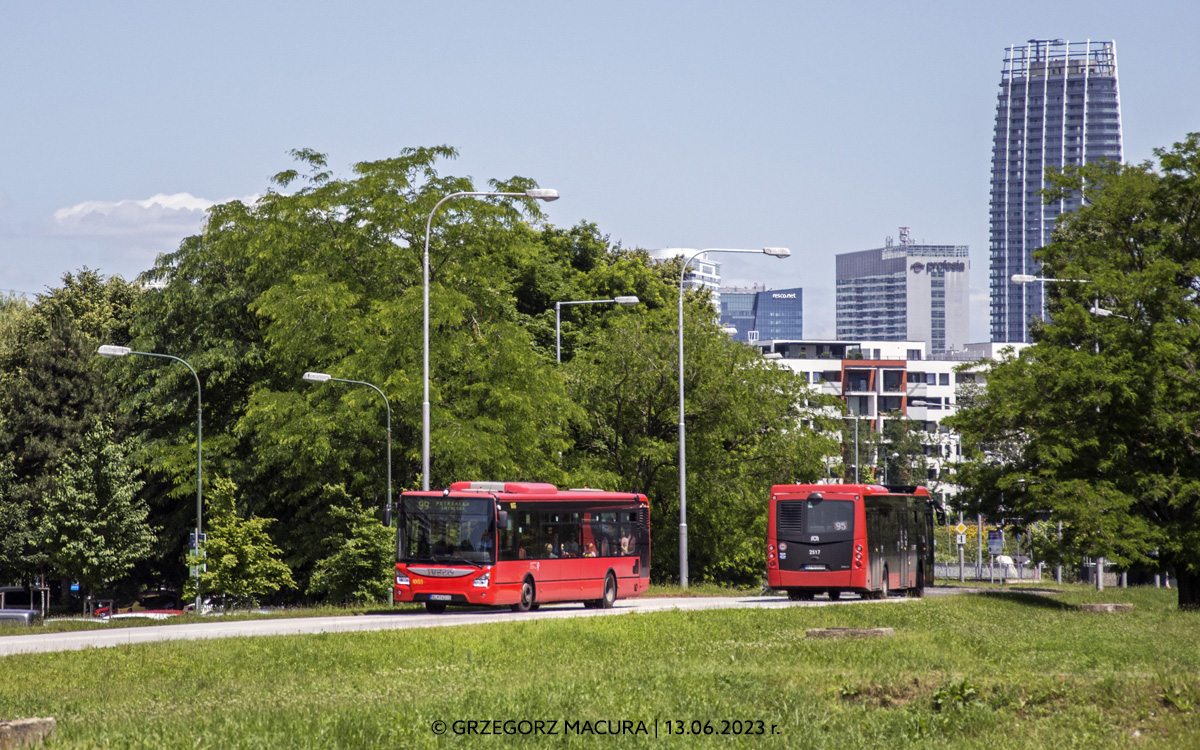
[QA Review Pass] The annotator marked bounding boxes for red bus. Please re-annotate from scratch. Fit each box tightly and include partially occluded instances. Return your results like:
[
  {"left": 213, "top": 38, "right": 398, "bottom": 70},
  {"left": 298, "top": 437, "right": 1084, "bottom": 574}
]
[
  {"left": 766, "top": 483, "right": 940, "bottom": 601},
  {"left": 394, "top": 482, "right": 650, "bottom": 613}
]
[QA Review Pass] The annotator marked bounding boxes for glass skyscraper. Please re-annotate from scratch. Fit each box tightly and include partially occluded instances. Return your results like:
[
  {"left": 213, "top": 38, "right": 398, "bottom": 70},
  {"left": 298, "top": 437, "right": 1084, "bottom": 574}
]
[
  {"left": 989, "top": 39, "right": 1123, "bottom": 342},
  {"left": 719, "top": 286, "right": 803, "bottom": 343}
]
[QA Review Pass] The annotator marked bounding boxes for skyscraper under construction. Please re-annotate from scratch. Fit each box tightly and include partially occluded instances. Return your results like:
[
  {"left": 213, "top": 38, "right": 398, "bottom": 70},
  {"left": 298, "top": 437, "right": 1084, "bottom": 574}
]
[{"left": 989, "top": 39, "right": 1123, "bottom": 343}]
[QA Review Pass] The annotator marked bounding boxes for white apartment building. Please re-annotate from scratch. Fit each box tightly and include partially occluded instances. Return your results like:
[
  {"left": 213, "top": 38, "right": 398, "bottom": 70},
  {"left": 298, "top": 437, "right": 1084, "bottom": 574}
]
[{"left": 758, "top": 338, "right": 1026, "bottom": 503}]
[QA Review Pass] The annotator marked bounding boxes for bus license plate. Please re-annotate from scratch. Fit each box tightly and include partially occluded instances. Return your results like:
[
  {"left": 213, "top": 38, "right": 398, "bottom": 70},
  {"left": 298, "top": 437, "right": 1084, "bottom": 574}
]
[
  {"left": 430, "top": 594, "right": 451, "bottom": 601},
  {"left": 804, "top": 565, "right": 826, "bottom": 571}
]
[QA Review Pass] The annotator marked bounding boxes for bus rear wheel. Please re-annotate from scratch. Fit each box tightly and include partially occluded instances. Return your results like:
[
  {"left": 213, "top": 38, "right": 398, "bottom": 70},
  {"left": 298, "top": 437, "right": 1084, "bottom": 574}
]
[
  {"left": 910, "top": 564, "right": 925, "bottom": 598},
  {"left": 512, "top": 578, "right": 535, "bottom": 612},
  {"left": 599, "top": 573, "right": 617, "bottom": 609}
]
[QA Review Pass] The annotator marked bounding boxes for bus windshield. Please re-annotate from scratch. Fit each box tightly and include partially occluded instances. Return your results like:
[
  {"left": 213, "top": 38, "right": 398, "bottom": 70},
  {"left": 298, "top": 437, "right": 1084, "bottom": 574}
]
[{"left": 398, "top": 497, "right": 495, "bottom": 565}]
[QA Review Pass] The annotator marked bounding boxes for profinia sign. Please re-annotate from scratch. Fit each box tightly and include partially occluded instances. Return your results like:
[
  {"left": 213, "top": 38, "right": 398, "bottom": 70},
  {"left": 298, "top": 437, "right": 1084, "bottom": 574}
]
[{"left": 910, "top": 261, "right": 966, "bottom": 274}]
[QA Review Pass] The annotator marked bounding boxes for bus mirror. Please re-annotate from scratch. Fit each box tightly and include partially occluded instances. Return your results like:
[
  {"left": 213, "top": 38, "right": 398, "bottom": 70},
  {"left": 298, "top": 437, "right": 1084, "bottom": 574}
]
[{"left": 497, "top": 509, "right": 509, "bottom": 527}]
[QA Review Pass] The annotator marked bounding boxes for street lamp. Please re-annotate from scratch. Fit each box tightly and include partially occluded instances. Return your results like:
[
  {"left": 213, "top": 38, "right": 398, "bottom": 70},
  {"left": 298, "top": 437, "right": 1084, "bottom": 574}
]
[
  {"left": 670, "top": 246, "right": 791, "bottom": 587},
  {"left": 1012, "top": 273, "right": 1112, "bottom": 590},
  {"left": 97, "top": 344, "right": 203, "bottom": 610},
  {"left": 421, "top": 188, "right": 559, "bottom": 491},
  {"left": 554, "top": 295, "right": 639, "bottom": 363},
  {"left": 882, "top": 451, "right": 900, "bottom": 485},
  {"left": 303, "top": 372, "right": 393, "bottom": 526}
]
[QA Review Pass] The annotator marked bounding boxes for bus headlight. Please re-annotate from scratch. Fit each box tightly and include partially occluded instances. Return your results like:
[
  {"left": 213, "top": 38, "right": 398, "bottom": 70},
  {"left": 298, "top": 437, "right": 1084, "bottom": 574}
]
[
  {"left": 396, "top": 573, "right": 410, "bottom": 586},
  {"left": 472, "top": 573, "right": 490, "bottom": 588}
]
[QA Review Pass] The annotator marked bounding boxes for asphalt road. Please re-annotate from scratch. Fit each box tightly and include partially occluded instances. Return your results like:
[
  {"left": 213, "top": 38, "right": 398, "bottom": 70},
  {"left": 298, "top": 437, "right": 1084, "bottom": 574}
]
[{"left": 0, "top": 591, "right": 947, "bottom": 657}]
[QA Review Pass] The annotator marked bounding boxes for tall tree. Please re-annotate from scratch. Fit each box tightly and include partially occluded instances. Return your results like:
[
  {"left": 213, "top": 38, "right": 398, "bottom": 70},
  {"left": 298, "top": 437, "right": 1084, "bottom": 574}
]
[
  {"left": 564, "top": 302, "right": 840, "bottom": 585},
  {"left": 40, "top": 419, "right": 153, "bottom": 598},
  {"left": 124, "top": 147, "right": 576, "bottom": 592},
  {"left": 0, "top": 271, "right": 137, "bottom": 585},
  {"left": 948, "top": 133, "right": 1200, "bottom": 609},
  {"left": 189, "top": 477, "right": 294, "bottom": 609}
]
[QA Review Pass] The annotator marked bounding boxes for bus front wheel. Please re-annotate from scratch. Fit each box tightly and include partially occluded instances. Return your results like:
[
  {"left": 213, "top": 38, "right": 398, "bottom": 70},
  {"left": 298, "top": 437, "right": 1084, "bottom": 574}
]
[{"left": 512, "top": 578, "right": 535, "bottom": 612}]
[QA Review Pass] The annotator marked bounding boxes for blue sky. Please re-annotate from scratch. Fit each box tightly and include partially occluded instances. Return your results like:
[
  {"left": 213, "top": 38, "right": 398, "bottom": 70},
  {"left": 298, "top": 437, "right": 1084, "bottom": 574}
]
[{"left": 3, "top": 2, "right": 1198, "bottom": 341}]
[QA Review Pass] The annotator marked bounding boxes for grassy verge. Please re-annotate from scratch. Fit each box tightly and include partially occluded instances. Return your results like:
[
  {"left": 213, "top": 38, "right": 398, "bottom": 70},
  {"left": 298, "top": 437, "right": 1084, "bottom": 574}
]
[{"left": 1, "top": 585, "right": 1197, "bottom": 748}]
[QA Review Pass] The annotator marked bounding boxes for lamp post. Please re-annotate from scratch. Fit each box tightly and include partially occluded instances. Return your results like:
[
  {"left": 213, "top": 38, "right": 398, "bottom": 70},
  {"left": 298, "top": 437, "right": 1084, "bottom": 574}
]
[
  {"left": 555, "top": 296, "right": 639, "bottom": 363},
  {"left": 303, "top": 372, "right": 393, "bottom": 526},
  {"left": 1013, "top": 272, "right": 1112, "bottom": 590},
  {"left": 421, "top": 188, "right": 559, "bottom": 491},
  {"left": 671, "top": 246, "right": 791, "bottom": 587},
  {"left": 883, "top": 451, "right": 900, "bottom": 485},
  {"left": 97, "top": 344, "right": 203, "bottom": 610}
]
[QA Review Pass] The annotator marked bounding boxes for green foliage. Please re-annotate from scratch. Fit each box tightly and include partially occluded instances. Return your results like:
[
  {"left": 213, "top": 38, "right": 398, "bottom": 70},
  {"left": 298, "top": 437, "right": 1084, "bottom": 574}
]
[
  {"left": 0, "top": 270, "right": 137, "bottom": 584},
  {"left": 127, "top": 147, "right": 574, "bottom": 591},
  {"left": 306, "top": 486, "right": 395, "bottom": 604},
  {"left": 932, "top": 679, "right": 981, "bottom": 712},
  {"left": 880, "top": 414, "right": 931, "bottom": 487},
  {"left": 564, "top": 303, "right": 840, "bottom": 584},
  {"left": 40, "top": 419, "right": 153, "bottom": 596},
  {"left": 189, "top": 477, "right": 294, "bottom": 607},
  {"left": 949, "top": 132, "right": 1200, "bottom": 609}
]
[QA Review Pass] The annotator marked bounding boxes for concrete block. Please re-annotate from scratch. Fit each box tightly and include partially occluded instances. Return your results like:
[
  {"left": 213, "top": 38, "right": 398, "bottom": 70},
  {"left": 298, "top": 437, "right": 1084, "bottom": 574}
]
[
  {"left": 0, "top": 718, "right": 56, "bottom": 749},
  {"left": 1079, "top": 603, "right": 1134, "bottom": 613},
  {"left": 806, "top": 627, "right": 895, "bottom": 639}
]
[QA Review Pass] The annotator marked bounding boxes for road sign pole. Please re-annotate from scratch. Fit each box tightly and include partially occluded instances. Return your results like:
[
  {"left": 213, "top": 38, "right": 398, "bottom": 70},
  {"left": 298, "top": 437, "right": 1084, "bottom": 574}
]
[{"left": 957, "top": 512, "right": 965, "bottom": 583}]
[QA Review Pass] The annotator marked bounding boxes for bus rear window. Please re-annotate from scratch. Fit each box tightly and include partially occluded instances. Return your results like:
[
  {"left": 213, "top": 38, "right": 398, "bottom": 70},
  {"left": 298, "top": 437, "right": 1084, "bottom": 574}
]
[{"left": 805, "top": 499, "right": 853, "bottom": 534}]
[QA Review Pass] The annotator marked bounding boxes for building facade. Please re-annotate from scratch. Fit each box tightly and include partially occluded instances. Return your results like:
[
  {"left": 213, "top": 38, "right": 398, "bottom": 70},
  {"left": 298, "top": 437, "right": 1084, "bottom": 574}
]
[
  {"left": 835, "top": 228, "right": 969, "bottom": 355},
  {"left": 719, "top": 285, "right": 804, "bottom": 343},
  {"left": 989, "top": 39, "right": 1123, "bottom": 343},
  {"left": 647, "top": 249, "right": 724, "bottom": 304},
  {"left": 758, "top": 337, "right": 1026, "bottom": 503}
]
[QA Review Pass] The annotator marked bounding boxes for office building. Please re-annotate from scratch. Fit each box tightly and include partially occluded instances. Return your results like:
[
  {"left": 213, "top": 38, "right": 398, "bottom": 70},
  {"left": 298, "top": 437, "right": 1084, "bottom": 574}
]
[
  {"left": 647, "top": 249, "right": 723, "bottom": 304},
  {"left": 835, "top": 228, "right": 970, "bottom": 355},
  {"left": 990, "top": 39, "right": 1123, "bottom": 342},
  {"left": 719, "top": 285, "right": 804, "bottom": 343}
]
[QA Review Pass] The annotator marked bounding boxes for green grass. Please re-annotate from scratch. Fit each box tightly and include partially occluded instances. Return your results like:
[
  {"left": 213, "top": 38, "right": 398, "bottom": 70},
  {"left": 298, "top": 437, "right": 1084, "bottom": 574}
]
[{"left": 1, "top": 585, "right": 1198, "bottom": 748}]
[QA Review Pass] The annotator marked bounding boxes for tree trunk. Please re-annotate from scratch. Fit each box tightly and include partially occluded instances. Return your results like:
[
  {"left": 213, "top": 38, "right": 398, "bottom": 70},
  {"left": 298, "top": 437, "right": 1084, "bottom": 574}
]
[{"left": 1177, "top": 568, "right": 1200, "bottom": 611}]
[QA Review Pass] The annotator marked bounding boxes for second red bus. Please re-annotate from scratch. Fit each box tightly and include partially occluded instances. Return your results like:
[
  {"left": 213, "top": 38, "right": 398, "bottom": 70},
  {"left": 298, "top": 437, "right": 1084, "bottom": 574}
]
[{"left": 766, "top": 483, "right": 940, "bottom": 600}]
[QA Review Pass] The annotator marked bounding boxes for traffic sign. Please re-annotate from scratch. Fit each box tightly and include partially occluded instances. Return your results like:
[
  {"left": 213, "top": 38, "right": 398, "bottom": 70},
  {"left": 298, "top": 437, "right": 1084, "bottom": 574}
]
[
  {"left": 956, "top": 534, "right": 967, "bottom": 545},
  {"left": 955, "top": 523, "right": 967, "bottom": 534}
]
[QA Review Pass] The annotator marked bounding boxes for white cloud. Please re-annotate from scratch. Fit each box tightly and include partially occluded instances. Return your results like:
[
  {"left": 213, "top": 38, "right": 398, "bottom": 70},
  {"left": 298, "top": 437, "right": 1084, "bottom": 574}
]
[{"left": 50, "top": 192, "right": 255, "bottom": 238}]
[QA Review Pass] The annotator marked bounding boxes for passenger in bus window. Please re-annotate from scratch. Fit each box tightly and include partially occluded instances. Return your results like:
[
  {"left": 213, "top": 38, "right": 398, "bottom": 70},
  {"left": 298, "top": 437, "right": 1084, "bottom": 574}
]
[
  {"left": 583, "top": 542, "right": 597, "bottom": 557},
  {"left": 620, "top": 529, "right": 635, "bottom": 555}
]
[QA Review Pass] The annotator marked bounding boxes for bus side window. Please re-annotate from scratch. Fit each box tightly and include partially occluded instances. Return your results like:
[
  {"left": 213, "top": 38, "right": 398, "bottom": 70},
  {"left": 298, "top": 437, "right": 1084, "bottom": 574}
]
[{"left": 559, "top": 513, "right": 581, "bottom": 557}]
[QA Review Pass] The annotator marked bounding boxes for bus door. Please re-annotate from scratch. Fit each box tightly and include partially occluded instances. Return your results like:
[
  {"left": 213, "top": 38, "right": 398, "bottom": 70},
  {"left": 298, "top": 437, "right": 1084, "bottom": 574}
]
[
  {"left": 866, "top": 507, "right": 884, "bottom": 589},
  {"left": 773, "top": 490, "right": 857, "bottom": 576},
  {"left": 540, "top": 511, "right": 581, "bottom": 599}
]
